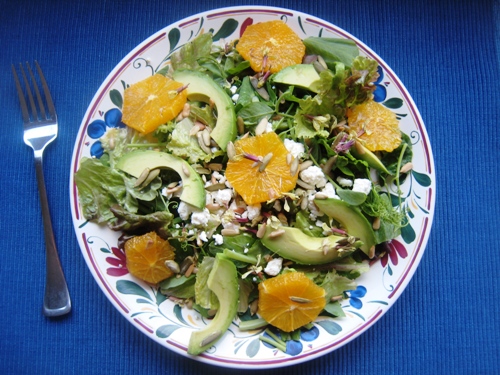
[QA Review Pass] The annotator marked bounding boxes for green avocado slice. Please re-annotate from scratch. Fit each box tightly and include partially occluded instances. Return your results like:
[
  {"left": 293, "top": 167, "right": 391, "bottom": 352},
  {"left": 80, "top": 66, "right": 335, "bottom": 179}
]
[
  {"left": 314, "top": 198, "right": 376, "bottom": 257},
  {"left": 261, "top": 225, "right": 356, "bottom": 265},
  {"left": 188, "top": 253, "right": 239, "bottom": 355},
  {"left": 172, "top": 69, "right": 237, "bottom": 151},
  {"left": 115, "top": 149, "right": 205, "bottom": 209}
]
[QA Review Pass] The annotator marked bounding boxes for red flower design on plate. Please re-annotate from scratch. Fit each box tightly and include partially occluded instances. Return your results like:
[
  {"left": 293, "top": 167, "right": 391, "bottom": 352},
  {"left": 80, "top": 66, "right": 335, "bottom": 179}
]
[
  {"left": 105, "top": 246, "right": 128, "bottom": 277},
  {"left": 381, "top": 239, "right": 408, "bottom": 267}
]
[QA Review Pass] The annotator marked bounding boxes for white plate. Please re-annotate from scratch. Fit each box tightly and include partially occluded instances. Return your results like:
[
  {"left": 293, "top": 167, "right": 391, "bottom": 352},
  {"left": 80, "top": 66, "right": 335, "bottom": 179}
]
[{"left": 70, "top": 6, "right": 435, "bottom": 369}]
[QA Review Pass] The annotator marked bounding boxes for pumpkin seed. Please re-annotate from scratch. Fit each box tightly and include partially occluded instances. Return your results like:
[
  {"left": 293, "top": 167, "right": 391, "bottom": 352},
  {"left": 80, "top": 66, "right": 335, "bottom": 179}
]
[{"left": 289, "top": 296, "right": 312, "bottom": 304}]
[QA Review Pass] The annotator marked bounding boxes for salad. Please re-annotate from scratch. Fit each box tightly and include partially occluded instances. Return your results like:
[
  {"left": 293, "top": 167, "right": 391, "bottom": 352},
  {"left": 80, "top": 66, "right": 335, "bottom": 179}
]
[{"left": 75, "top": 20, "right": 412, "bottom": 356}]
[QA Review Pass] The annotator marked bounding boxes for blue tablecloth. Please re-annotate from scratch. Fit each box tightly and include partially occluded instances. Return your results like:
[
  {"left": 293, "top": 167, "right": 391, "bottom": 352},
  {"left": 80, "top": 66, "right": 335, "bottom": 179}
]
[{"left": 1, "top": 0, "right": 499, "bottom": 374}]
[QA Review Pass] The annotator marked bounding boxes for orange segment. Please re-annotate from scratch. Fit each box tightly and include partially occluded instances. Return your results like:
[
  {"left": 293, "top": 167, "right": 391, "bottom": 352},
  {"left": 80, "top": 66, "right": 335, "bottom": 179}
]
[
  {"left": 347, "top": 99, "right": 402, "bottom": 152},
  {"left": 258, "top": 272, "right": 326, "bottom": 332},
  {"left": 236, "top": 20, "right": 305, "bottom": 73},
  {"left": 225, "top": 132, "right": 298, "bottom": 205},
  {"left": 122, "top": 74, "right": 187, "bottom": 134},
  {"left": 124, "top": 231, "right": 176, "bottom": 284}
]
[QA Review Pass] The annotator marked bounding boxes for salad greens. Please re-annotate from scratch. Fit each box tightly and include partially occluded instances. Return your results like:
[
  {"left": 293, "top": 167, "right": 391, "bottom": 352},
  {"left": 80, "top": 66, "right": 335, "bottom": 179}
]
[{"left": 75, "top": 31, "right": 412, "bottom": 354}]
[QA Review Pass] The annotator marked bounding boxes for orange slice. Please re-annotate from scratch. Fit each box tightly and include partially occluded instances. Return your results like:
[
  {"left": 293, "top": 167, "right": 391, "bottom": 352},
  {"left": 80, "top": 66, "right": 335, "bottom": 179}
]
[
  {"left": 124, "top": 231, "right": 176, "bottom": 284},
  {"left": 225, "top": 132, "right": 298, "bottom": 205},
  {"left": 236, "top": 20, "right": 305, "bottom": 73},
  {"left": 347, "top": 99, "right": 402, "bottom": 152},
  {"left": 122, "top": 74, "right": 187, "bottom": 134},
  {"left": 258, "top": 272, "right": 326, "bottom": 332}
]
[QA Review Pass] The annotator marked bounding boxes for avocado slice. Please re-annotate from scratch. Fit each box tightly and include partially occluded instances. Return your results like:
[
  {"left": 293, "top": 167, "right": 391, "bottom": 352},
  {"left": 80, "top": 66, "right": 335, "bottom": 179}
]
[
  {"left": 350, "top": 141, "right": 390, "bottom": 174},
  {"left": 115, "top": 150, "right": 205, "bottom": 209},
  {"left": 261, "top": 224, "right": 356, "bottom": 265},
  {"left": 314, "top": 198, "right": 376, "bottom": 257},
  {"left": 188, "top": 253, "right": 239, "bottom": 355},
  {"left": 172, "top": 69, "right": 237, "bottom": 151},
  {"left": 272, "top": 64, "right": 322, "bottom": 93}
]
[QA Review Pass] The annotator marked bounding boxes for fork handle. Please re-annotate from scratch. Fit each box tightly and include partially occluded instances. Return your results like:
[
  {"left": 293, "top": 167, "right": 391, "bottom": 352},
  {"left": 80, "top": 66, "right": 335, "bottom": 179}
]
[{"left": 34, "top": 156, "right": 72, "bottom": 317}]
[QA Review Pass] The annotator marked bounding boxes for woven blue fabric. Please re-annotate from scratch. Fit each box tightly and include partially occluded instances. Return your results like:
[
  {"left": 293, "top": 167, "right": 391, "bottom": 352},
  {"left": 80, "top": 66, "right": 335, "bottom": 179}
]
[{"left": 1, "top": 0, "right": 499, "bottom": 374}]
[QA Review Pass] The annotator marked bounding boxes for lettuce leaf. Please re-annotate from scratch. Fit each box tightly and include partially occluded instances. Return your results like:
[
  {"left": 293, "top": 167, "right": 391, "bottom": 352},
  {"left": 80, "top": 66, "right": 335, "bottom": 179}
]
[{"left": 74, "top": 157, "right": 137, "bottom": 224}]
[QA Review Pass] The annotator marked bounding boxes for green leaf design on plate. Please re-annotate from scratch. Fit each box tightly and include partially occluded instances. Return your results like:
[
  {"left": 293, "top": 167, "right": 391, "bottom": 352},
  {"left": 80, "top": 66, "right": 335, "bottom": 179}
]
[
  {"left": 109, "top": 89, "right": 123, "bottom": 109},
  {"left": 212, "top": 18, "right": 238, "bottom": 41},
  {"left": 116, "top": 280, "right": 152, "bottom": 301},
  {"left": 246, "top": 338, "right": 261, "bottom": 358},
  {"left": 173, "top": 304, "right": 188, "bottom": 326},
  {"left": 383, "top": 97, "right": 403, "bottom": 109},
  {"left": 168, "top": 28, "right": 181, "bottom": 53},
  {"left": 401, "top": 221, "right": 416, "bottom": 243},
  {"left": 316, "top": 320, "right": 342, "bottom": 335},
  {"left": 412, "top": 170, "right": 432, "bottom": 187},
  {"left": 100, "top": 247, "right": 111, "bottom": 254},
  {"left": 156, "top": 324, "right": 181, "bottom": 339}
]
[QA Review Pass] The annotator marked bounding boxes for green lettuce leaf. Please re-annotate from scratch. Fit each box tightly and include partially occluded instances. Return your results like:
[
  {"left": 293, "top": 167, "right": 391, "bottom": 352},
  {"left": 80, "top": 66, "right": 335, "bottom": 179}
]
[{"left": 74, "top": 157, "right": 137, "bottom": 224}]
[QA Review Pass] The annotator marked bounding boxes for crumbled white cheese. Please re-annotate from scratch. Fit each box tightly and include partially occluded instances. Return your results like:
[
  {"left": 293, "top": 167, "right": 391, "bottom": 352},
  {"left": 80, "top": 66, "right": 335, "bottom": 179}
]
[
  {"left": 230, "top": 85, "right": 238, "bottom": 94},
  {"left": 198, "top": 231, "right": 208, "bottom": 242},
  {"left": 247, "top": 204, "right": 261, "bottom": 220},
  {"left": 337, "top": 176, "right": 353, "bottom": 187},
  {"left": 265, "top": 121, "right": 273, "bottom": 133},
  {"left": 214, "top": 188, "right": 233, "bottom": 206},
  {"left": 213, "top": 234, "right": 224, "bottom": 245},
  {"left": 352, "top": 178, "right": 372, "bottom": 195},
  {"left": 191, "top": 208, "right": 211, "bottom": 227},
  {"left": 300, "top": 166, "right": 327, "bottom": 188},
  {"left": 177, "top": 201, "right": 192, "bottom": 220},
  {"left": 284, "top": 138, "right": 305, "bottom": 158},
  {"left": 264, "top": 258, "right": 283, "bottom": 276},
  {"left": 231, "top": 93, "right": 239, "bottom": 103},
  {"left": 320, "top": 182, "right": 340, "bottom": 199}
]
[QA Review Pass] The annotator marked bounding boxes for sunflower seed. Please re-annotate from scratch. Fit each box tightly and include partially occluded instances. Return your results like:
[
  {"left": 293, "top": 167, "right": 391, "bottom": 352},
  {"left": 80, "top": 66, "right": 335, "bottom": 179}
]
[
  {"left": 259, "top": 152, "right": 273, "bottom": 172},
  {"left": 200, "top": 330, "right": 222, "bottom": 347},
  {"left": 290, "top": 157, "right": 299, "bottom": 176},
  {"left": 256, "top": 222, "right": 267, "bottom": 238},
  {"left": 286, "top": 153, "right": 293, "bottom": 165},
  {"left": 141, "top": 168, "right": 160, "bottom": 187},
  {"left": 330, "top": 295, "right": 343, "bottom": 302},
  {"left": 268, "top": 229, "right": 285, "bottom": 238},
  {"left": 400, "top": 162, "right": 413, "bottom": 174},
  {"left": 134, "top": 167, "right": 150, "bottom": 187},
  {"left": 227, "top": 141, "right": 236, "bottom": 161},
  {"left": 207, "top": 163, "right": 223, "bottom": 171},
  {"left": 289, "top": 296, "right": 312, "bottom": 304},
  {"left": 221, "top": 228, "right": 240, "bottom": 236},
  {"left": 197, "top": 132, "right": 212, "bottom": 154},
  {"left": 184, "top": 263, "right": 195, "bottom": 278},
  {"left": 372, "top": 216, "right": 381, "bottom": 230},
  {"left": 314, "top": 192, "right": 328, "bottom": 200},
  {"left": 201, "top": 129, "right": 211, "bottom": 147},
  {"left": 300, "top": 195, "right": 309, "bottom": 210},
  {"left": 296, "top": 179, "right": 315, "bottom": 190},
  {"left": 189, "top": 122, "right": 205, "bottom": 136},
  {"left": 165, "top": 260, "right": 180, "bottom": 274},
  {"left": 299, "top": 160, "right": 313, "bottom": 171},
  {"left": 255, "top": 117, "right": 268, "bottom": 136},
  {"left": 205, "top": 182, "right": 227, "bottom": 191},
  {"left": 322, "top": 155, "right": 338, "bottom": 174},
  {"left": 277, "top": 213, "right": 288, "bottom": 226}
]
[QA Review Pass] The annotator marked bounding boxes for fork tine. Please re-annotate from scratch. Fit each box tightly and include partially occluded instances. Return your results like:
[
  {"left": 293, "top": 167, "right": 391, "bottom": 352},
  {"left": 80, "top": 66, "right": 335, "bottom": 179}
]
[
  {"left": 35, "top": 61, "right": 56, "bottom": 120},
  {"left": 19, "top": 63, "right": 38, "bottom": 121},
  {"left": 11, "top": 64, "right": 30, "bottom": 123},
  {"left": 27, "top": 62, "right": 47, "bottom": 120}
]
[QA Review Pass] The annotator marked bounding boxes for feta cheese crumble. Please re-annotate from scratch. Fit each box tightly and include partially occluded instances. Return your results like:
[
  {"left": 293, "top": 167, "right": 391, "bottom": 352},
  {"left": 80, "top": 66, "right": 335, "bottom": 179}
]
[
  {"left": 300, "top": 166, "right": 327, "bottom": 188},
  {"left": 352, "top": 178, "right": 372, "bottom": 195},
  {"left": 213, "top": 234, "right": 224, "bottom": 245},
  {"left": 264, "top": 258, "right": 283, "bottom": 276},
  {"left": 284, "top": 138, "right": 305, "bottom": 158}
]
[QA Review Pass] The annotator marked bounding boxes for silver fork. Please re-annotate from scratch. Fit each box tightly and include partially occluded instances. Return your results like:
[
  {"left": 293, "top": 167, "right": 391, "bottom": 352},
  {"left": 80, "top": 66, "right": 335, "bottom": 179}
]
[{"left": 12, "top": 61, "right": 71, "bottom": 317}]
